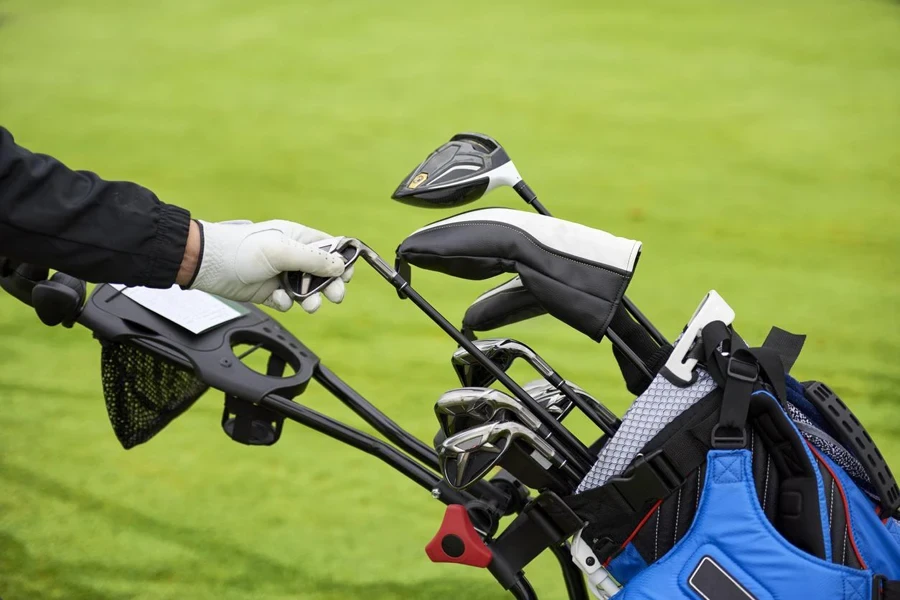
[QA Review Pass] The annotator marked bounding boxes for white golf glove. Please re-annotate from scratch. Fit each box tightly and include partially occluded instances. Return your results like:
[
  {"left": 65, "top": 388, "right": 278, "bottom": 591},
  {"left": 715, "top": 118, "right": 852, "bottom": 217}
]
[{"left": 188, "top": 220, "right": 354, "bottom": 313}]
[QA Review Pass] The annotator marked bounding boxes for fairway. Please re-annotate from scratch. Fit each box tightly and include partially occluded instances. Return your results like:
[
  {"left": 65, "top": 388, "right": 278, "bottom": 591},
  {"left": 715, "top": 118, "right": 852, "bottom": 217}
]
[{"left": 1, "top": 0, "right": 898, "bottom": 598}]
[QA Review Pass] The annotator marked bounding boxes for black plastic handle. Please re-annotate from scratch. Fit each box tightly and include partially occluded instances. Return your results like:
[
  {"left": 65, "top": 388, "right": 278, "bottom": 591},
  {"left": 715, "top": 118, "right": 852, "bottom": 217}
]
[{"left": 804, "top": 381, "right": 900, "bottom": 517}]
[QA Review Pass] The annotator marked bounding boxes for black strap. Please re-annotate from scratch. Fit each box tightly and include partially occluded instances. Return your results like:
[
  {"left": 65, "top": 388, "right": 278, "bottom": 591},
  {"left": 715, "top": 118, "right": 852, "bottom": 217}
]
[
  {"left": 700, "top": 322, "right": 789, "bottom": 449},
  {"left": 559, "top": 391, "right": 722, "bottom": 562},
  {"left": 762, "top": 326, "right": 806, "bottom": 373},
  {"left": 485, "top": 492, "right": 584, "bottom": 590},
  {"left": 874, "top": 576, "right": 900, "bottom": 599}
]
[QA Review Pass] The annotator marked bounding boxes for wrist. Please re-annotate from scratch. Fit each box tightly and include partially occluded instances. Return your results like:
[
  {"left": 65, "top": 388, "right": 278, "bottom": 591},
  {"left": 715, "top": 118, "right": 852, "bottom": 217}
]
[{"left": 176, "top": 220, "right": 203, "bottom": 287}]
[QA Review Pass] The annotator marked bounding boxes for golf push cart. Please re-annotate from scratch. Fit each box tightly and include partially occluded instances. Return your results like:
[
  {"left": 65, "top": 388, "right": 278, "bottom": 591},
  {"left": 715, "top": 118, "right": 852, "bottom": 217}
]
[{"left": 7, "top": 134, "right": 896, "bottom": 599}]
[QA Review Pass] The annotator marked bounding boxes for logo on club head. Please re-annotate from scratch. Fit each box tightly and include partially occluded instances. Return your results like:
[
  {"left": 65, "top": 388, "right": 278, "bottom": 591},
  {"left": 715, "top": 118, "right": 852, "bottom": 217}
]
[{"left": 408, "top": 173, "right": 428, "bottom": 189}]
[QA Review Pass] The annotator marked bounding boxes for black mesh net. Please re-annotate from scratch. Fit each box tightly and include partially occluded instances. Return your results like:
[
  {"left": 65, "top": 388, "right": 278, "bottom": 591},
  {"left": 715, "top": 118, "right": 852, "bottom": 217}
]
[{"left": 101, "top": 341, "right": 209, "bottom": 449}]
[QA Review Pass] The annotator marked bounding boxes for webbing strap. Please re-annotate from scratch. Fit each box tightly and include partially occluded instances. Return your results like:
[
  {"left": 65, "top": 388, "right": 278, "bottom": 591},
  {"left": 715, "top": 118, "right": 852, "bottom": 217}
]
[
  {"left": 559, "top": 392, "right": 721, "bottom": 561},
  {"left": 762, "top": 326, "right": 806, "bottom": 373}
]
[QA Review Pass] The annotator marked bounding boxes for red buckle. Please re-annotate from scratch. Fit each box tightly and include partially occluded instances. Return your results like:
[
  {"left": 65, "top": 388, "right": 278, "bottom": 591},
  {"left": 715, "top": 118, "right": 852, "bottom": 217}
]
[{"left": 425, "top": 505, "right": 493, "bottom": 568}]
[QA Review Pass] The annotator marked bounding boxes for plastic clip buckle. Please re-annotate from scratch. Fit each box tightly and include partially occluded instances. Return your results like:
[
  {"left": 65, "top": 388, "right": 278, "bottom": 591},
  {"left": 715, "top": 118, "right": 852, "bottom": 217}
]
[
  {"left": 726, "top": 356, "right": 758, "bottom": 383},
  {"left": 611, "top": 450, "right": 682, "bottom": 512}
]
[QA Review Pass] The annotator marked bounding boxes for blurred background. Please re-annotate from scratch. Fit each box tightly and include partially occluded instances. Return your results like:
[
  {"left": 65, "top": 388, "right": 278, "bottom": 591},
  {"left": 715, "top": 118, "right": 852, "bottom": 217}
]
[{"left": 0, "top": 0, "right": 898, "bottom": 598}]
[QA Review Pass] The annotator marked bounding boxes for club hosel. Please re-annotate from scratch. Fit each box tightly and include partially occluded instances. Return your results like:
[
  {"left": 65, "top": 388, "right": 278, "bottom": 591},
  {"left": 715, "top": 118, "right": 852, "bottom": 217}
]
[{"left": 513, "top": 180, "right": 538, "bottom": 205}]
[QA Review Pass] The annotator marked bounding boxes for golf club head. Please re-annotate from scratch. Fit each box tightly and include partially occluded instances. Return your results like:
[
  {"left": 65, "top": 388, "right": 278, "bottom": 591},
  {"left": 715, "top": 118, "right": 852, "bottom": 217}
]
[
  {"left": 434, "top": 387, "right": 543, "bottom": 437},
  {"left": 452, "top": 338, "right": 552, "bottom": 388},
  {"left": 392, "top": 133, "right": 522, "bottom": 209},
  {"left": 524, "top": 379, "right": 578, "bottom": 417},
  {"left": 438, "top": 421, "right": 559, "bottom": 490}
]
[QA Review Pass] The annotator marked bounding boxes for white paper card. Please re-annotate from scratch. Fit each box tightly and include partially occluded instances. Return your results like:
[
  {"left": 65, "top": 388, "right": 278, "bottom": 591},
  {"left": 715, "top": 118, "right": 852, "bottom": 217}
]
[{"left": 109, "top": 284, "right": 244, "bottom": 335}]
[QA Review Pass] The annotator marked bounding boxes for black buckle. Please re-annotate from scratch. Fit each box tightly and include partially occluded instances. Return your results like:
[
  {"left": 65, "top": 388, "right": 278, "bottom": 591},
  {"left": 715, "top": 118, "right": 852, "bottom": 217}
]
[
  {"left": 609, "top": 450, "right": 682, "bottom": 512},
  {"left": 726, "top": 356, "right": 759, "bottom": 383},
  {"left": 873, "top": 574, "right": 887, "bottom": 600},
  {"left": 711, "top": 423, "right": 748, "bottom": 449}
]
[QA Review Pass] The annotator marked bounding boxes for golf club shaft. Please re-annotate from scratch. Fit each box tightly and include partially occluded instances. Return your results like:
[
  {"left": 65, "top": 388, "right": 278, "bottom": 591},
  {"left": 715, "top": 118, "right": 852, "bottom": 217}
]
[
  {"left": 512, "top": 182, "right": 668, "bottom": 347},
  {"left": 316, "top": 364, "right": 511, "bottom": 507},
  {"left": 260, "top": 393, "right": 475, "bottom": 506},
  {"left": 401, "top": 281, "right": 594, "bottom": 474},
  {"left": 555, "top": 380, "right": 621, "bottom": 436},
  {"left": 359, "top": 249, "right": 593, "bottom": 474}
]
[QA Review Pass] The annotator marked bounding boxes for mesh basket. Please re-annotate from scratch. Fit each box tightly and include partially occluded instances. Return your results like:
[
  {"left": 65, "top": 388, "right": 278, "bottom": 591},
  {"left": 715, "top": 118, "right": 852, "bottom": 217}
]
[{"left": 101, "top": 341, "right": 209, "bottom": 449}]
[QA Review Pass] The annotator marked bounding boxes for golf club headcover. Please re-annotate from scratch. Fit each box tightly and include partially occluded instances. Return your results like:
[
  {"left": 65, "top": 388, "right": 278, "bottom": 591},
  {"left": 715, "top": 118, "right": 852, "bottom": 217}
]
[
  {"left": 397, "top": 208, "right": 641, "bottom": 342},
  {"left": 461, "top": 276, "right": 547, "bottom": 336}
]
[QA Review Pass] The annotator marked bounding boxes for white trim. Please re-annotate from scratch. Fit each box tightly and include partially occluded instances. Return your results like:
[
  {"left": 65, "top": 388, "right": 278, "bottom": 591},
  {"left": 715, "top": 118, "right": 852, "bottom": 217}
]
[
  {"left": 472, "top": 277, "right": 524, "bottom": 304},
  {"left": 414, "top": 208, "right": 642, "bottom": 272},
  {"left": 429, "top": 164, "right": 480, "bottom": 185},
  {"left": 419, "top": 160, "right": 522, "bottom": 192}
]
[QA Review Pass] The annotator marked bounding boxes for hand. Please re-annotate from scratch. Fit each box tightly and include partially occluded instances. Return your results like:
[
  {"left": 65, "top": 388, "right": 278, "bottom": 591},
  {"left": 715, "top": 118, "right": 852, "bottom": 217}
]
[{"left": 177, "top": 219, "right": 354, "bottom": 313}]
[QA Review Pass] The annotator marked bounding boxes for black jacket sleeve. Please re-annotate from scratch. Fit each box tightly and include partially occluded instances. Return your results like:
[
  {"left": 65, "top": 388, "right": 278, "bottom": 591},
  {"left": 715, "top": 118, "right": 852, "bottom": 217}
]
[{"left": 0, "top": 127, "right": 191, "bottom": 287}]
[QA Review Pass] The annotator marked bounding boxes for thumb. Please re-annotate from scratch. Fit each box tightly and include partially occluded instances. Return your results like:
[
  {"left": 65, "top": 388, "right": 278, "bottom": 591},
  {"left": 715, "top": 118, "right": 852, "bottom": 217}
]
[{"left": 265, "top": 236, "right": 345, "bottom": 277}]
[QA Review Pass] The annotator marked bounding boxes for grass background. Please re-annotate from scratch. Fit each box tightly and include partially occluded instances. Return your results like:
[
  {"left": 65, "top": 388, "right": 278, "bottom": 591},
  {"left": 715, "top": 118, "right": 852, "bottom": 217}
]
[{"left": 0, "top": 0, "right": 898, "bottom": 598}]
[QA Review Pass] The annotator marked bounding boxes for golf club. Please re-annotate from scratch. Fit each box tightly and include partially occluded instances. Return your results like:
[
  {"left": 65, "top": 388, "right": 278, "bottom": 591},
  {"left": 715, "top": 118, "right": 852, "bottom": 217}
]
[
  {"left": 392, "top": 132, "right": 667, "bottom": 349},
  {"left": 523, "top": 379, "right": 577, "bottom": 419},
  {"left": 433, "top": 388, "right": 582, "bottom": 493},
  {"left": 281, "top": 238, "right": 596, "bottom": 473},
  {"left": 452, "top": 338, "right": 621, "bottom": 436},
  {"left": 434, "top": 387, "right": 546, "bottom": 439},
  {"left": 438, "top": 421, "right": 581, "bottom": 490}
]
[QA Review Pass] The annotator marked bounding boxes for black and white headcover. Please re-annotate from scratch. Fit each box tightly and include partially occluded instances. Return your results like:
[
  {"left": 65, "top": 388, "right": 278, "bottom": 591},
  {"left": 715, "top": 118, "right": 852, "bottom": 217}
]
[{"left": 396, "top": 208, "right": 642, "bottom": 341}]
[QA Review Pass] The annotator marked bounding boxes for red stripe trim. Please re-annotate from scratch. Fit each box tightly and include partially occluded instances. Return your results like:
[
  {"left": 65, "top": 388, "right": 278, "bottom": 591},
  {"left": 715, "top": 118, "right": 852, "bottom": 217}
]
[
  {"left": 807, "top": 442, "right": 868, "bottom": 569},
  {"left": 603, "top": 499, "right": 663, "bottom": 567}
]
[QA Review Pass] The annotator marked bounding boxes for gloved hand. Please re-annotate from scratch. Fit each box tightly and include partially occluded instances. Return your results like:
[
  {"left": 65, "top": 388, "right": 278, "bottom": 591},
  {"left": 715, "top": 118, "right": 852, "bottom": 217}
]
[{"left": 184, "top": 219, "right": 354, "bottom": 313}]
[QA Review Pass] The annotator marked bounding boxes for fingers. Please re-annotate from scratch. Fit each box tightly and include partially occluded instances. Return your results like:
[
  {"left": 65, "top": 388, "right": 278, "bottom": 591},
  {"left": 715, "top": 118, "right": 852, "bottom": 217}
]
[
  {"left": 322, "top": 277, "right": 345, "bottom": 304},
  {"left": 265, "top": 237, "right": 345, "bottom": 277},
  {"left": 340, "top": 264, "right": 354, "bottom": 283},
  {"left": 263, "top": 288, "right": 294, "bottom": 312},
  {"left": 300, "top": 293, "right": 322, "bottom": 314}
]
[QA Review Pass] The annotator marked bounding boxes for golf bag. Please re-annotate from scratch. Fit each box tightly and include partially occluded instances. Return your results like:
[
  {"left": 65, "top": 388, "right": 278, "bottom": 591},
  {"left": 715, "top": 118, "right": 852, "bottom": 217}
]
[{"left": 561, "top": 322, "right": 900, "bottom": 599}]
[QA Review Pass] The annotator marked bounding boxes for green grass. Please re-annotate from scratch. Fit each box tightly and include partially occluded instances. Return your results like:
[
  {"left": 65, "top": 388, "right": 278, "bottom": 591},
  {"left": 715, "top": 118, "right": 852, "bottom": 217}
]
[{"left": 1, "top": 0, "right": 898, "bottom": 598}]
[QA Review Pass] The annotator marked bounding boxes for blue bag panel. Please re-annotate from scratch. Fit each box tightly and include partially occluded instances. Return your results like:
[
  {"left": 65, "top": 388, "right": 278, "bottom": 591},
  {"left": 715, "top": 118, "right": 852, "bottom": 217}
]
[
  {"left": 885, "top": 519, "right": 900, "bottom": 548},
  {"left": 814, "top": 448, "right": 900, "bottom": 579},
  {"left": 616, "top": 450, "right": 872, "bottom": 600},
  {"left": 607, "top": 542, "right": 649, "bottom": 586}
]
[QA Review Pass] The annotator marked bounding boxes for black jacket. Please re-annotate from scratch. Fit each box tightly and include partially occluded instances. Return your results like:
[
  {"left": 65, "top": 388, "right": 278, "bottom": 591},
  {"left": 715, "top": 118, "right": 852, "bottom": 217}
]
[{"left": 0, "top": 127, "right": 191, "bottom": 287}]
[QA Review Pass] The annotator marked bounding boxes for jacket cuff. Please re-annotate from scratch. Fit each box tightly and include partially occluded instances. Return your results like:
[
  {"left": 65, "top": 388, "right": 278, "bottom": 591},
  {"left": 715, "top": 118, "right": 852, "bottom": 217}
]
[{"left": 142, "top": 202, "right": 192, "bottom": 288}]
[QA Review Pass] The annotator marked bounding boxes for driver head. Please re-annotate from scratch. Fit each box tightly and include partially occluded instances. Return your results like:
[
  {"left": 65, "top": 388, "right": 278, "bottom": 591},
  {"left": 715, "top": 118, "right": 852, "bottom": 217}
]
[{"left": 392, "top": 133, "right": 521, "bottom": 209}]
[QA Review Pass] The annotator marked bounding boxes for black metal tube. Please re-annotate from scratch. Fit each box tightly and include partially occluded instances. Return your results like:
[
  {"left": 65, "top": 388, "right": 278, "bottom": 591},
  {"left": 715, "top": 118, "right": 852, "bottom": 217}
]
[
  {"left": 607, "top": 328, "right": 653, "bottom": 380},
  {"left": 314, "top": 364, "right": 440, "bottom": 470},
  {"left": 624, "top": 297, "right": 668, "bottom": 346},
  {"left": 259, "top": 394, "right": 473, "bottom": 506},
  {"left": 398, "top": 285, "right": 594, "bottom": 474},
  {"left": 550, "top": 544, "right": 590, "bottom": 600},
  {"left": 553, "top": 377, "right": 619, "bottom": 438},
  {"left": 313, "top": 363, "right": 511, "bottom": 507},
  {"left": 508, "top": 576, "right": 539, "bottom": 600}
]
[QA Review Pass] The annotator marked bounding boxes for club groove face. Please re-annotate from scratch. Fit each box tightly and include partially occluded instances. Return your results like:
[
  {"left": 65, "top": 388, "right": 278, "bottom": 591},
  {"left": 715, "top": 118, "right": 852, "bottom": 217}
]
[
  {"left": 434, "top": 387, "right": 543, "bottom": 437},
  {"left": 392, "top": 133, "right": 514, "bottom": 209},
  {"left": 438, "top": 424, "right": 511, "bottom": 489},
  {"left": 438, "top": 421, "right": 555, "bottom": 490}
]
